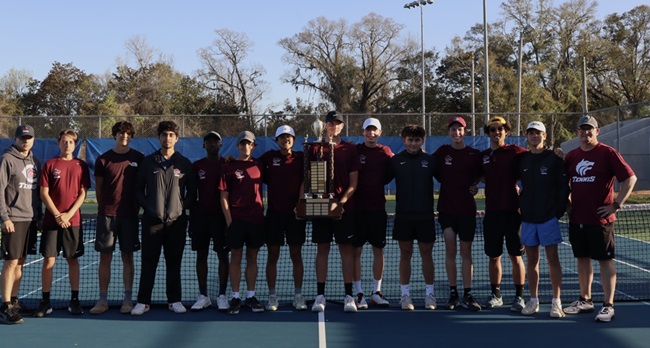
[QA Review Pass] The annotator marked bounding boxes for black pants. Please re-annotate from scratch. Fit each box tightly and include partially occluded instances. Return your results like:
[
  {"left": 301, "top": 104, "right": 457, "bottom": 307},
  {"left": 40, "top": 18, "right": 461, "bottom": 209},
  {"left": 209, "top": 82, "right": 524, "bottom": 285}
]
[{"left": 137, "top": 215, "right": 187, "bottom": 304}]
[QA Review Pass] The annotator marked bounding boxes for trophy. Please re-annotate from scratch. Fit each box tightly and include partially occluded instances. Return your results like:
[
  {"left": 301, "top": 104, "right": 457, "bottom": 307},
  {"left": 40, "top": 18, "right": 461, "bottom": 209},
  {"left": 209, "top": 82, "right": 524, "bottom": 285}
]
[{"left": 296, "top": 119, "right": 342, "bottom": 219}]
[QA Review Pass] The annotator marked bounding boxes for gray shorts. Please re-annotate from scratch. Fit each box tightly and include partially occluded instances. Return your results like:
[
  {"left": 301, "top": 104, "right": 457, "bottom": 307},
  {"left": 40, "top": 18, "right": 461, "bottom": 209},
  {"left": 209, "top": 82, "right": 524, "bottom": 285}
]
[{"left": 95, "top": 214, "right": 140, "bottom": 253}]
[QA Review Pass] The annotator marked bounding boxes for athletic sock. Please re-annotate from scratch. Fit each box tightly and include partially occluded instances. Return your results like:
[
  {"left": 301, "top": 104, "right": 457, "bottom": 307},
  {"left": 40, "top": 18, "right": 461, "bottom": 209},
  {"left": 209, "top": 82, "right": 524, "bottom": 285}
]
[
  {"left": 219, "top": 283, "right": 228, "bottom": 296},
  {"left": 425, "top": 284, "right": 434, "bottom": 296},
  {"left": 71, "top": 291, "right": 79, "bottom": 301},
  {"left": 199, "top": 285, "right": 208, "bottom": 297},
  {"left": 515, "top": 284, "right": 524, "bottom": 297},
  {"left": 232, "top": 292, "right": 240, "bottom": 299},
  {"left": 344, "top": 283, "right": 353, "bottom": 296},
  {"left": 353, "top": 280, "right": 362, "bottom": 295},
  {"left": 317, "top": 282, "right": 326, "bottom": 296},
  {"left": 269, "top": 289, "right": 276, "bottom": 296},
  {"left": 464, "top": 288, "right": 472, "bottom": 297},
  {"left": 42, "top": 292, "right": 51, "bottom": 302},
  {"left": 400, "top": 284, "right": 410, "bottom": 297},
  {"left": 450, "top": 286, "right": 458, "bottom": 296},
  {"left": 373, "top": 279, "right": 382, "bottom": 293},
  {"left": 246, "top": 290, "right": 255, "bottom": 298},
  {"left": 294, "top": 288, "right": 302, "bottom": 295},
  {"left": 491, "top": 284, "right": 501, "bottom": 298}
]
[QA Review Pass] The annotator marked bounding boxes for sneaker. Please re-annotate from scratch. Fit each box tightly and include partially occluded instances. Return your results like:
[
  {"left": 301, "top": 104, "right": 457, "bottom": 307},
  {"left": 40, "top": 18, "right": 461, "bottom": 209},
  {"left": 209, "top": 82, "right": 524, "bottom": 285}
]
[
  {"left": 424, "top": 294, "right": 437, "bottom": 310},
  {"left": 0, "top": 304, "right": 24, "bottom": 324},
  {"left": 355, "top": 293, "right": 368, "bottom": 310},
  {"left": 130, "top": 303, "right": 150, "bottom": 316},
  {"left": 369, "top": 291, "right": 389, "bottom": 307},
  {"left": 191, "top": 295, "right": 212, "bottom": 311},
  {"left": 510, "top": 296, "right": 525, "bottom": 312},
  {"left": 312, "top": 295, "right": 326, "bottom": 312},
  {"left": 33, "top": 300, "right": 53, "bottom": 318},
  {"left": 265, "top": 294, "right": 279, "bottom": 311},
  {"left": 484, "top": 294, "right": 503, "bottom": 308},
  {"left": 244, "top": 297, "right": 264, "bottom": 313},
  {"left": 120, "top": 299, "right": 134, "bottom": 314},
  {"left": 11, "top": 299, "right": 33, "bottom": 315},
  {"left": 293, "top": 294, "right": 307, "bottom": 310},
  {"left": 446, "top": 293, "right": 460, "bottom": 310},
  {"left": 461, "top": 293, "right": 482, "bottom": 312},
  {"left": 228, "top": 298, "right": 241, "bottom": 315},
  {"left": 400, "top": 295, "right": 414, "bottom": 310},
  {"left": 563, "top": 299, "right": 594, "bottom": 314},
  {"left": 550, "top": 302, "right": 565, "bottom": 318},
  {"left": 217, "top": 295, "right": 230, "bottom": 310},
  {"left": 90, "top": 300, "right": 109, "bottom": 315},
  {"left": 521, "top": 300, "right": 539, "bottom": 315},
  {"left": 595, "top": 306, "right": 615, "bottom": 322},
  {"left": 68, "top": 299, "right": 83, "bottom": 315},
  {"left": 344, "top": 295, "right": 357, "bottom": 313},
  {"left": 168, "top": 302, "right": 187, "bottom": 313}
]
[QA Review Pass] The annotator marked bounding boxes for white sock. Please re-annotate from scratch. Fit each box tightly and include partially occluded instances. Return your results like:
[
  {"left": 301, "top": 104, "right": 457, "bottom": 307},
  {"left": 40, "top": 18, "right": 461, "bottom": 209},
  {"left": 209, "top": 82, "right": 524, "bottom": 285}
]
[
  {"left": 552, "top": 298, "right": 561, "bottom": 305},
  {"left": 400, "top": 284, "right": 410, "bottom": 297},
  {"left": 373, "top": 279, "right": 382, "bottom": 293},
  {"left": 353, "top": 280, "right": 363, "bottom": 295},
  {"left": 232, "top": 292, "right": 240, "bottom": 299},
  {"left": 246, "top": 290, "right": 255, "bottom": 298},
  {"left": 530, "top": 298, "right": 539, "bottom": 305},
  {"left": 426, "top": 284, "right": 434, "bottom": 296}
]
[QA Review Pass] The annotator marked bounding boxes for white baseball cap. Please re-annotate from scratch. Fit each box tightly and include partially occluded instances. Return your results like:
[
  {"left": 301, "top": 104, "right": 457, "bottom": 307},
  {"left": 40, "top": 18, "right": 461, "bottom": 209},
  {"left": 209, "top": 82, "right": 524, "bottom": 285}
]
[
  {"left": 275, "top": 125, "right": 296, "bottom": 138},
  {"left": 526, "top": 121, "right": 546, "bottom": 133},
  {"left": 362, "top": 118, "right": 381, "bottom": 130}
]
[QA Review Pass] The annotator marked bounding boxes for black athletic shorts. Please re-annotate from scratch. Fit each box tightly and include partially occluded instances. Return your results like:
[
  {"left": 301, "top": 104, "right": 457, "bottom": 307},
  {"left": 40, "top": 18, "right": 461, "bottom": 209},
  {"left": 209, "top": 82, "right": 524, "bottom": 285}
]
[
  {"left": 482, "top": 211, "right": 523, "bottom": 257},
  {"left": 438, "top": 213, "right": 477, "bottom": 242},
  {"left": 392, "top": 217, "right": 436, "bottom": 243},
  {"left": 1, "top": 221, "right": 37, "bottom": 260},
  {"left": 311, "top": 212, "right": 356, "bottom": 245},
  {"left": 189, "top": 209, "right": 228, "bottom": 253},
  {"left": 95, "top": 215, "right": 140, "bottom": 253},
  {"left": 40, "top": 225, "right": 84, "bottom": 259},
  {"left": 569, "top": 222, "right": 615, "bottom": 260},
  {"left": 226, "top": 220, "right": 264, "bottom": 250},
  {"left": 354, "top": 211, "right": 387, "bottom": 248},
  {"left": 264, "top": 210, "right": 306, "bottom": 247}
]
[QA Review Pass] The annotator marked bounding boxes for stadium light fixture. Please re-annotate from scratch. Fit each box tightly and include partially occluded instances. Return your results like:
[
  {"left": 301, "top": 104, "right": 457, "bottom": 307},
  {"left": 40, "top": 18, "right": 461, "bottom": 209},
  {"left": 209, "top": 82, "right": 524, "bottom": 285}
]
[{"left": 516, "top": 23, "right": 535, "bottom": 135}]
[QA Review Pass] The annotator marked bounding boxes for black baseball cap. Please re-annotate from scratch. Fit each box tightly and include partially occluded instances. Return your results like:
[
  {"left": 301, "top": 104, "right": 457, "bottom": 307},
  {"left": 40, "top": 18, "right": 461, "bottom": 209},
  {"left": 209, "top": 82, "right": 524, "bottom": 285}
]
[
  {"left": 15, "top": 125, "right": 35, "bottom": 138},
  {"left": 325, "top": 111, "right": 344, "bottom": 123}
]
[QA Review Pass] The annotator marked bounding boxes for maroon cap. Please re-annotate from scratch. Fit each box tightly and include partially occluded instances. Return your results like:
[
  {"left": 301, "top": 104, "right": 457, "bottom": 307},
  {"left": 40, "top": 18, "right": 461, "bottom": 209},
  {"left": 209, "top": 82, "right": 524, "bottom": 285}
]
[{"left": 448, "top": 116, "right": 467, "bottom": 128}]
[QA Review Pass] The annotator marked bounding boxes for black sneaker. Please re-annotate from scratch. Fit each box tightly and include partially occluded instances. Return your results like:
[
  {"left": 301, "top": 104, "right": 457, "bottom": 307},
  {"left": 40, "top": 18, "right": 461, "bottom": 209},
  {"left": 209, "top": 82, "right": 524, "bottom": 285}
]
[
  {"left": 228, "top": 298, "right": 241, "bottom": 315},
  {"left": 33, "top": 300, "right": 53, "bottom": 318},
  {"left": 11, "top": 299, "right": 33, "bottom": 315},
  {"left": 446, "top": 293, "right": 460, "bottom": 310},
  {"left": 462, "top": 293, "right": 482, "bottom": 312},
  {"left": 244, "top": 297, "right": 265, "bottom": 313},
  {"left": 0, "top": 304, "right": 24, "bottom": 324},
  {"left": 68, "top": 299, "right": 83, "bottom": 315}
]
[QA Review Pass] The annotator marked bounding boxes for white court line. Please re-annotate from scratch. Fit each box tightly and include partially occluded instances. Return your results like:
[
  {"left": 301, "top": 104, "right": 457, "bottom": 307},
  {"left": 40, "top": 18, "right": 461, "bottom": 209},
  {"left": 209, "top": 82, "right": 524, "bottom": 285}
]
[{"left": 318, "top": 311, "right": 327, "bottom": 348}]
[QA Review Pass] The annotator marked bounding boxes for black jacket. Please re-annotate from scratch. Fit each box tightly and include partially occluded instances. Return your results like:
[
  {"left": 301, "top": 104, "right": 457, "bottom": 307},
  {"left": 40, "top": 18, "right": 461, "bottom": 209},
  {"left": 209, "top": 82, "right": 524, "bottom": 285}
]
[
  {"left": 517, "top": 150, "right": 569, "bottom": 223},
  {"left": 386, "top": 150, "right": 437, "bottom": 220},
  {"left": 136, "top": 150, "right": 197, "bottom": 224}
]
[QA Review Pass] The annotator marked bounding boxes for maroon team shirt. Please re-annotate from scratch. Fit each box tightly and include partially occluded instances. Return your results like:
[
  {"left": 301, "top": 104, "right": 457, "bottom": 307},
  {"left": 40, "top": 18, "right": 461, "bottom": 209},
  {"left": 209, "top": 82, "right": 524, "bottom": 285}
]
[
  {"left": 308, "top": 141, "right": 361, "bottom": 212},
  {"left": 40, "top": 157, "right": 91, "bottom": 227},
  {"left": 565, "top": 143, "right": 635, "bottom": 225},
  {"left": 356, "top": 143, "right": 393, "bottom": 212},
  {"left": 218, "top": 159, "right": 264, "bottom": 224},
  {"left": 259, "top": 150, "right": 304, "bottom": 215},
  {"left": 94, "top": 149, "right": 144, "bottom": 218},
  {"left": 480, "top": 144, "right": 527, "bottom": 212},
  {"left": 194, "top": 157, "right": 225, "bottom": 214},
  {"left": 434, "top": 145, "right": 482, "bottom": 216}
]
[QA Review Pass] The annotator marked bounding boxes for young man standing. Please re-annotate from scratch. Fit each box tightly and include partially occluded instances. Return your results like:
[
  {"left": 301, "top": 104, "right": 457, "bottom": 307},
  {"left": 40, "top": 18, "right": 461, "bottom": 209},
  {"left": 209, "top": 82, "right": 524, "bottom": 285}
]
[
  {"left": 386, "top": 125, "right": 437, "bottom": 311},
  {"left": 310, "top": 111, "right": 360, "bottom": 313},
  {"left": 353, "top": 118, "right": 393, "bottom": 309},
  {"left": 563, "top": 115, "right": 636, "bottom": 322},
  {"left": 517, "top": 121, "right": 569, "bottom": 318},
  {"left": 219, "top": 131, "right": 265, "bottom": 315},
  {"left": 189, "top": 131, "right": 230, "bottom": 312},
  {"left": 480, "top": 116, "right": 527, "bottom": 311},
  {"left": 37, "top": 129, "right": 90, "bottom": 317},
  {"left": 433, "top": 117, "right": 482, "bottom": 311},
  {"left": 260, "top": 125, "right": 307, "bottom": 311},
  {"left": 90, "top": 121, "right": 144, "bottom": 315},
  {"left": 132, "top": 121, "right": 196, "bottom": 315},
  {"left": 0, "top": 125, "right": 42, "bottom": 324}
]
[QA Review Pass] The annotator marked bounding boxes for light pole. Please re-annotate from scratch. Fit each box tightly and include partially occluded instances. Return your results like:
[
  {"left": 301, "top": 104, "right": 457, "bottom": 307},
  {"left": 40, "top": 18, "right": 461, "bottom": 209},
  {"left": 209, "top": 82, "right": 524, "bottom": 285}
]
[
  {"left": 404, "top": 0, "right": 434, "bottom": 130},
  {"left": 516, "top": 24, "right": 535, "bottom": 135},
  {"left": 483, "top": 0, "right": 490, "bottom": 123}
]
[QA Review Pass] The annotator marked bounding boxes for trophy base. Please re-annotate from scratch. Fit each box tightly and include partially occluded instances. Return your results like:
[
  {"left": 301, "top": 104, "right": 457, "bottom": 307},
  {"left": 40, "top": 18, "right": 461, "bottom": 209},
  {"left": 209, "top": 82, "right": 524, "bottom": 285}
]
[{"left": 296, "top": 198, "right": 342, "bottom": 219}]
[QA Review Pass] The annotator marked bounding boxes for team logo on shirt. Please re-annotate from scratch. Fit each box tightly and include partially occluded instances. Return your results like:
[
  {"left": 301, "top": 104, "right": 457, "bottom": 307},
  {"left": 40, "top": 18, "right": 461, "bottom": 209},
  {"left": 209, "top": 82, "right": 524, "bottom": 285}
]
[
  {"left": 173, "top": 168, "right": 182, "bottom": 178},
  {"left": 129, "top": 162, "right": 138, "bottom": 167},
  {"left": 444, "top": 155, "right": 453, "bottom": 165},
  {"left": 540, "top": 166, "right": 548, "bottom": 175},
  {"left": 198, "top": 169, "right": 206, "bottom": 180},
  {"left": 235, "top": 169, "right": 245, "bottom": 179},
  {"left": 19, "top": 164, "right": 38, "bottom": 189},
  {"left": 359, "top": 154, "right": 366, "bottom": 164},
  {"left": 421, "top": 160, "right": 429, "bottom": 168},
  {"left": 572, "top": 159, "right": 596, "bottom": 183},
  {"left": 53, "top": 168, "right": 61, "bottom": 179},
  {"left": 272, "top": 157, "right": 281, "bottom": 166},
  {"left": 482, "top": 155, "right": 491, "bottom": 164}
]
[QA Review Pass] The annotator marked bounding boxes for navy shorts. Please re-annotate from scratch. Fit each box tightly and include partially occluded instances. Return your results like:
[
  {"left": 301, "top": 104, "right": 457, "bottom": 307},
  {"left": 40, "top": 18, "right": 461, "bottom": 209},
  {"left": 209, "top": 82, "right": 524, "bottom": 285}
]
[
  {"left": 189, "top": 210, "right": 228, "bottom": 253},
  {"left": 438, "top": 213, "right": 476, "bottom": 242},
  {"left": 482, "top": 211, "right": 523, "bottom": 257},
  {"left": 311, "top": 212, "right": 356, "bottom": 245},
  {"left": 354, "top": 211, "right": 387, "bottom": 248},
  {"left": 226, "top": 220, "right": 264, "bottom": 249},
  {"left": 392, "top": 217, "right": 436, "bottom": 243},
  {"left": 265, "top": 210, "right": 306, "bottom": 247}
]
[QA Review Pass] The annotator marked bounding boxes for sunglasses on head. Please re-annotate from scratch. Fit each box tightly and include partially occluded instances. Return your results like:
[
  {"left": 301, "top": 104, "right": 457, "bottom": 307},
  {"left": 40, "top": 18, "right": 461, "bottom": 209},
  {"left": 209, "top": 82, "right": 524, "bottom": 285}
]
[{"left": 489, "top": 126, "right": 504, "bottom": 133}]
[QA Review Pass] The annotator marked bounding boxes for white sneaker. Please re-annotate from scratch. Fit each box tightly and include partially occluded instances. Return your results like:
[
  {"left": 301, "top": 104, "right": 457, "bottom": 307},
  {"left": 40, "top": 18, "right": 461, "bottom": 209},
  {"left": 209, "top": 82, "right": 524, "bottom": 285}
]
[
  {"left": 521, "top": 300, "right": 539, "bottom": 316},
  {"left": 130, "top": 303, "right": 150, "bottom": 316},
  {"left": 293, "top": 294, "right": 307, "bottom": 310},
  {"left": 355, "top": 294, "right": 368, "bottom": 310},
  {"left": 168, "top": 302, "right": 187, "bottom": 314},
  {"left": 550, "top": 301, "right": 566, "bottom": 318},
  {"left": 424, "top": 294, "right": 437, "bottom": 310},
  {"left": 344, "top": 295, "right": 357, "bottom": 313},
  {"left": 370, "top": 291, "right": 390, "bottom": 307},
  {"left": 563, "top": 299, "right": 594, "bottom": 314},
  {"left": 400, "top": 295, "right": 414, "bottom": 310},
  {"left": 217, "top": 295, "right": 230, "bottom": 310},
  {"left": 191, "top": 295, "right": 212, "bottom": 311},
  {"left": 312, "top": 295, "right": 326, "bottom": 312},
  {"left": 265, "top": 294, "right": 279, "bottom": 311},
  {"left": 595, "top": 306, "right": 615, "bottom": 322}
]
